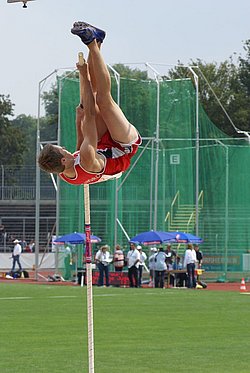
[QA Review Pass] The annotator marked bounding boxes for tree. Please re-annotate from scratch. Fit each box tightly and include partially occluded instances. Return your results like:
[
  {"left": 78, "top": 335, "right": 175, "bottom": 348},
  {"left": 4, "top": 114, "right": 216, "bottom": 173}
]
[
  {"left": 239, "top": 40, "right": 250, "bottom": 96},
  {"left": 42, "top": 82, "right": 58, "bottom": 127},
  {"left": 12, "top": 114, "right": 37, "bottom": 165},
  {"left": 41, "top": 71, "right": 80, "bottom": 142},
  {"left": 0, "top": 95, "right": 26, "bottom": 166},
  {"left": 111, "top": 64, "right": 148, "bottom": 80},
  {"left": 166, "top": 40, "right": 250, "bottom": 136},
  {"left": 237, "top": 40, "right": 250, "bottom": 131}
]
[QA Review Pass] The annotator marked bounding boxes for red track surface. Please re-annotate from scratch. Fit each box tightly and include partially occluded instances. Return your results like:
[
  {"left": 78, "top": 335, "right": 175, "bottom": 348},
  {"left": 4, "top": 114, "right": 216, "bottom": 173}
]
[
  {"left": 203, "top": 282, "right": 250, "bottom": 292},
  {"left": 0, "top": 276, "right": 248, "bottom": 292}
]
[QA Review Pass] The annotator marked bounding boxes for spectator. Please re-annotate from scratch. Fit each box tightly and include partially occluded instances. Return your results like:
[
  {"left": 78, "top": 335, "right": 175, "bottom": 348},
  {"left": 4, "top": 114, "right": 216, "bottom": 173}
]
[
  {"left": 165, "top": 244, "right": 177, "bottom": 269},
  {"left": 113, "top": 244, "right": 125, "bottom": 272},
  {"left": 24, "top": 244, "right": 32, "bottom": 253},
  {"left": 0, "top": 224, "right": 5, "bottom": 244},
  {"left": 126, "top": 243, "right": 140, "bottom": 288},
  {"left": 194, "top": 245, "right": 203, "bottom": 268},
  {"left": 95, "top": 245, "right": 111, "bottom": 287},
  {"left": 194, "top": 244, "right": 205, "bottom": 286},
  {"left": 148, "top": 247, "right": 157, "bottom": 286},
  {"left": 137, "top": 245, "right": 147, "bottom": 287},
  {"left": 29, "top": 240, "right": 35, "bottom": 253},
  {"left": 154, "top": 247, "right": 167, "bottom": 288},
  {"left": 20, "top": 239, "right": 27, "bottom": 251},
  {"left": 64, "top": 245, "right": 72, "bottom": 280},
  {"left": 173, "top": 256, "right": 187, "bottom": 287},
  {"left": 183, "top": 244, "right": 197, "bottom": 288},
  {"left": 12, "top": 239, "right": 22, "bottom": 272},
  {"left": 165, "top": 244, "right": 176, "bottom": 286}
]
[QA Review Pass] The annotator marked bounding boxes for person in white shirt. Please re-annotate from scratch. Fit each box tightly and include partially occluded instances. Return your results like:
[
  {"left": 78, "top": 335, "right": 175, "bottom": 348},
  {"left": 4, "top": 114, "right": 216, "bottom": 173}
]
[
  {"left": 12, "top": 239, "right": 22, "bottom": 271},
  {"left": 137, "top": 245, "right": 147, "bottom": 287},
  {"left": 126, "top": 243, "right": 140, "bottom": 288},
  {"left": 183, "top": 243, "right": 197, "bottom": 288},
  {"left": 95, "top": 245, "right": 111, "bottom": 287},
  {"left": 148, "top": 247, "right": 157, "bottom": 286},
  {"left": 154, "top": 247, "right": 167, "bottom": 288}
]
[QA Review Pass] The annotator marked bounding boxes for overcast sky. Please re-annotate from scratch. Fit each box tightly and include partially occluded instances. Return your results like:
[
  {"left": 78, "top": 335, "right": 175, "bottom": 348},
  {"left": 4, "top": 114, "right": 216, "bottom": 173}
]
[{"left": 1, "top": 0, "right": 249, "bottom": 116}]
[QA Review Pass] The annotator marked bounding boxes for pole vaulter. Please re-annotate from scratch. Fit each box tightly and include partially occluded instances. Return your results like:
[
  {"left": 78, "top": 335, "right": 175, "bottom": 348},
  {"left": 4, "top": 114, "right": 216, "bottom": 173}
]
[{"left": 38, "top": 21, "right": 142, "bottom": 372}]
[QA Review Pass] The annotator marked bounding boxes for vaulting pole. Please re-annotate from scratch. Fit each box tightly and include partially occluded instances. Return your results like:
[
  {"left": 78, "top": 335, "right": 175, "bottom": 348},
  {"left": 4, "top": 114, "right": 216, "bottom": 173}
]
[
  {"left": 84, "top": 183, "right": 94, "bottom": 373},
  {"left": 78, "top": 52, "right": 95, "bottom": 373}
]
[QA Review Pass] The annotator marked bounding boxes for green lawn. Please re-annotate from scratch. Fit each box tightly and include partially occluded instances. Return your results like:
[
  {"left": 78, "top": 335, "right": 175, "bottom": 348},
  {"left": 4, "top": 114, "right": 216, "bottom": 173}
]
[{"left": 0, "top": 283, "right": 249, "bottom": 373}]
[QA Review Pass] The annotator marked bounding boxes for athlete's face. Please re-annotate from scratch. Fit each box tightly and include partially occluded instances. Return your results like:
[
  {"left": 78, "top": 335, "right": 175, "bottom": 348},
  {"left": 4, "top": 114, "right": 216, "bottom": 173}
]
[
  {"left": 55, "top": 146, "right": 73, "bottom": 158},
  {"left": 54, "top": 146, "right": 74, "bottom": 168}
]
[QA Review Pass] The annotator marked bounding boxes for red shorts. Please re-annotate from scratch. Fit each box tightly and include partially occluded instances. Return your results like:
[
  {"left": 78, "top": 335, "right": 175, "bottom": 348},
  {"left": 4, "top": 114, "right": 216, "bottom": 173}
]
[{"left": 97, "top": 131, "right": 142, "bottom": 175}]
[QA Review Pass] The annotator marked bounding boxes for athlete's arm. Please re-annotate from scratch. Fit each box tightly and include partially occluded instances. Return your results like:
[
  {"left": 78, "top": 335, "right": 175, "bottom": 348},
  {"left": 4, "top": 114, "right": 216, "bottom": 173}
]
[
  {"left": 76, "top": 105, "right": 84, "bottom": 151},
  {"left": 79, "top": 127, "right": 104, "bottom": 173}
]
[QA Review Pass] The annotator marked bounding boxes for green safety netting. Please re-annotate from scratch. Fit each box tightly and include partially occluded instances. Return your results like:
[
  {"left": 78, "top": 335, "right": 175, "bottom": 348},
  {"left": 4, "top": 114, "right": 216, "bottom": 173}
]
[{"left": 58, "top": 74, "right": 250, "bottom": 273}]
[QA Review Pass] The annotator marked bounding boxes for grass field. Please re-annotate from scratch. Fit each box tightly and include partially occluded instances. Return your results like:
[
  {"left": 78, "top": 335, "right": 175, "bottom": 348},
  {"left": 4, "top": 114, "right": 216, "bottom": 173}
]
[{"left": 0, "top": 283, "right": 250, "bottom": 373}]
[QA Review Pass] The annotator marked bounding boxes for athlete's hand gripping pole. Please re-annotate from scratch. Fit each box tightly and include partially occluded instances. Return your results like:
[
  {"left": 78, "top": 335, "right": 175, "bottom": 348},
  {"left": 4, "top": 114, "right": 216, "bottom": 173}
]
[{"left": 78, "top": 52, "right": 85, "bottom": 108}]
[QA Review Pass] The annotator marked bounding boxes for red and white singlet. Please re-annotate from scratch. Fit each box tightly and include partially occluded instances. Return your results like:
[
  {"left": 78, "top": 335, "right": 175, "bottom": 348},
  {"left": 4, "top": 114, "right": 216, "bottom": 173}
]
[{"left": 59, "top": 131, "right": 141, "bottom": 185}]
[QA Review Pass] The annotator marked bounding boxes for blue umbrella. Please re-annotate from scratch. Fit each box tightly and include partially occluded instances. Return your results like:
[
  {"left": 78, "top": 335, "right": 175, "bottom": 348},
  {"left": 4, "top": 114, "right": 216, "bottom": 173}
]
[
  {"left": 166, "top": 231, "right": 203, "bottom": 244},
  {"left": 129, "top": 230, "right": 174, "bottom": 246},
  {"left": 54, "top": 232, "right": 102, "bottom": 244}
]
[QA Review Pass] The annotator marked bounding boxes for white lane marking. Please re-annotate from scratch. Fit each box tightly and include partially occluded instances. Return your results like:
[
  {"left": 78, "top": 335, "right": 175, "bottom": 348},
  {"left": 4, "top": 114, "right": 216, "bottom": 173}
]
[
  {"left": 94, "top": 294, "right": 119, "bottom": 297},
  {"left": 0, "top": 297, "right": 32, "bottom": 300},
  {"left": 0, "top": 291, "right": 179, "bottom": 301},
  {"left": 0, "top": 295, "right": 77, "bottom": 300},
  {"left": 94, "top": 291, "right": 177, "bottom": 297},
  {"left": 49, "top": 296, "right": 77, "bottom": 298}
]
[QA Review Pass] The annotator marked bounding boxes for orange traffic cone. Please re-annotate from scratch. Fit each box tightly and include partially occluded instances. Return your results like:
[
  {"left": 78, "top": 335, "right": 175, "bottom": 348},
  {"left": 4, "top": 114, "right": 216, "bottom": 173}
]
[{"left": 240, "top": 278, "right": 247, "bottom": 292}]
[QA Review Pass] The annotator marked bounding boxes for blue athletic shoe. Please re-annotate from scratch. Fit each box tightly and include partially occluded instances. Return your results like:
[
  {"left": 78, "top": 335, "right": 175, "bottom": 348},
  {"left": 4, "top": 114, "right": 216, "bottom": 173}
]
[{"left": 71, "top": 21, "right": 106, "bottom": 45}]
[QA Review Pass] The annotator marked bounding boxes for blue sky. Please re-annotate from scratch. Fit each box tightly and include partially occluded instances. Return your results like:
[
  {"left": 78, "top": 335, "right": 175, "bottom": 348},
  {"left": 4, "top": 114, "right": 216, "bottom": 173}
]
[{"left": 1, "top": 0, "right": 249, "bottom": 116}]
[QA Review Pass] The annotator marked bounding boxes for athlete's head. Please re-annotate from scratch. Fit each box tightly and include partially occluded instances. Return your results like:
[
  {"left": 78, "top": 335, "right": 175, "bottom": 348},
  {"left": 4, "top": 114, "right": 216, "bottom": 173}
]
[{"left": 38, "top": 144, "right": 73, "bottom": 174}]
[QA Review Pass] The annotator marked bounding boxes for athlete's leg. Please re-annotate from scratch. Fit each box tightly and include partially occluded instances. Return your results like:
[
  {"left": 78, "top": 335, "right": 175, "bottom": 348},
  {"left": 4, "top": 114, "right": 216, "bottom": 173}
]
[
  {"left": 77, "top": 49, "right": 107, "bottom": 142},
  {"left": 87, "top": 43, "right": 108, "bottom": 140},
  {"left": 77, "top": 61, "right": 98, "bottom": 149},
  {"left": 87, "top": 42, "right": 100, "bottom": 94},
  {"left": 87, "top": 40, "right": 138, "bottom": 144},
  {"left": 76, "top": 60, "right": 104, "bottom": 172}
]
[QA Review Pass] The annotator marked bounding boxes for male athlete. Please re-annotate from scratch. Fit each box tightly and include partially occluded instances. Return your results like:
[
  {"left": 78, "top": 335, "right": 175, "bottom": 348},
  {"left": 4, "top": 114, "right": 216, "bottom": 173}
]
[{"left": 38, "top": 21, "right": 141, "bottom": 185}]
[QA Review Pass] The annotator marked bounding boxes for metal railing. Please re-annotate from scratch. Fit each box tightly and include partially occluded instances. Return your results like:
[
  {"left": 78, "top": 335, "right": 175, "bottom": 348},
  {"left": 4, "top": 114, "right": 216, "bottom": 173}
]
[
  {"left": 0, "top": 186, "right": 56, "bottom": 200},
  {"left": 186, "top": 190, "right": 204, "bottom": 231},
  {"left": 166, "top": 190, "right": 204, "bottom": 232},
  {"left": 170, "top": 191, "right": 180, "bottom": 225},
  {"left": 186, "top": 212, "right": 195, "bottom": 232},
  {"left": 198, "top": 190, "right": 204, "bottom": 208},
  {"left": 164, "top": 212, "right": 170, "bottom": 230},
  {"left": 0, "top": 216, "right": 56, "bottom": 252}
]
